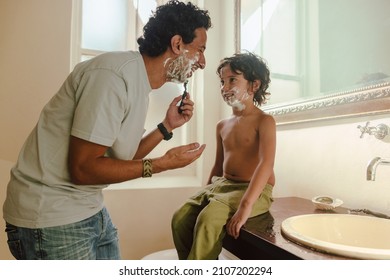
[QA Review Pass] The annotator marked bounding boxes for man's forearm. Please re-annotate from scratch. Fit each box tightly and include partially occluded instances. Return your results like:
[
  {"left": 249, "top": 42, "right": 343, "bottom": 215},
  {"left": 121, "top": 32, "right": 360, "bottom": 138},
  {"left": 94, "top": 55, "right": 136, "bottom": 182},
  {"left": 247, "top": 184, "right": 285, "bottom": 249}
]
[{"left": 133, "top": 127, "right": 166, "bottom": 159}]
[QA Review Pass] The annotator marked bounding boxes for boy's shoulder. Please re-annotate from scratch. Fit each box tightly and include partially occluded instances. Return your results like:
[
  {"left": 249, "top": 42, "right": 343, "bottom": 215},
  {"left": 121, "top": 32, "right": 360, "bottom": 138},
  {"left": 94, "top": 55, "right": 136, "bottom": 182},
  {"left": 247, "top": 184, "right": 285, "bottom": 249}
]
[
  {"left": 257, "top": 110, "right": 276, "bottom": 125},
  {"left": 251, "top": 108, "right": 275, "bottom": 123},
  {"left": 246, "top": 109, "right": 276, "bottom": 133},
  {"left": 256, "top": 111, "right": 276, "bottom": 133}
]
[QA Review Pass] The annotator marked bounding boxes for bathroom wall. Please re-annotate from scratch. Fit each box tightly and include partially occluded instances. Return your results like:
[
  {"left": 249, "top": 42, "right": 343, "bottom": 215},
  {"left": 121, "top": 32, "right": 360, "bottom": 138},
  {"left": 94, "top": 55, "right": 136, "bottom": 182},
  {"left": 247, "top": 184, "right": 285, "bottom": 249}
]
[
  {"left": 273, "top": 114, "right": 390, "bottom": 214},
  {"left": 0, "top": 0, "right": 72, "bottom": 162},
  {"left": 1, "top": 0, "right": 389, "bottom": 260}
]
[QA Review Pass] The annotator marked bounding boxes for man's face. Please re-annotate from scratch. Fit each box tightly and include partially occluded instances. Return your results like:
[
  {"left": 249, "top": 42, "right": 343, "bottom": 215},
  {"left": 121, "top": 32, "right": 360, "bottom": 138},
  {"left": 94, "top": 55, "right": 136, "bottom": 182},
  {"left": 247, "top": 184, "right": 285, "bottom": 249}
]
[{"left": 166, "top": 28, "right": 207, "bottom": 83}]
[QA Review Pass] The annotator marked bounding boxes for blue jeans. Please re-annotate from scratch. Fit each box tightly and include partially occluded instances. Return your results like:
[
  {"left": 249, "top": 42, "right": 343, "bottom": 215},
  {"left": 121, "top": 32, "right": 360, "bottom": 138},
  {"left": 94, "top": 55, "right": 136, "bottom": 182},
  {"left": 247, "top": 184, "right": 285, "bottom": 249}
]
[{"left": 5, "top": 207, "right": 121, "bottom": 260}]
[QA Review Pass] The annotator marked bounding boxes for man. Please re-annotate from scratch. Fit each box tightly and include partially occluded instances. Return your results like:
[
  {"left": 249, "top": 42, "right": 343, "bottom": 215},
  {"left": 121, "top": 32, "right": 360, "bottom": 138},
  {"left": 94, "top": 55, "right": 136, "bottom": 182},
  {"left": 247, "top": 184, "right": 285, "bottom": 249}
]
[{"left": 3, "top": 0, "right": 212, "bottom": 259}]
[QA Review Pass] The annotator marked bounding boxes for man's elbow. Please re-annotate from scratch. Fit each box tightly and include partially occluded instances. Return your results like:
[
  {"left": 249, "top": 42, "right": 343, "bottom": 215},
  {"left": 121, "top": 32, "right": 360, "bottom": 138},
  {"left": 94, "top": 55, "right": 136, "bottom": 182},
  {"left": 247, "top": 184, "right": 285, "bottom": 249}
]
[{"left": 68, "top": 165, "right": 90, "bottom": 185}]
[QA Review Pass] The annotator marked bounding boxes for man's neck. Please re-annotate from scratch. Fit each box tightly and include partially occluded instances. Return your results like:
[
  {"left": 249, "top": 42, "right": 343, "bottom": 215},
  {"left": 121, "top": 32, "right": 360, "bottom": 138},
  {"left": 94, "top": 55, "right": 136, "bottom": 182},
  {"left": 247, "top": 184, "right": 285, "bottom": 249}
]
[{"left": 142, "top": 53, "right": 171, "bottom": 90}]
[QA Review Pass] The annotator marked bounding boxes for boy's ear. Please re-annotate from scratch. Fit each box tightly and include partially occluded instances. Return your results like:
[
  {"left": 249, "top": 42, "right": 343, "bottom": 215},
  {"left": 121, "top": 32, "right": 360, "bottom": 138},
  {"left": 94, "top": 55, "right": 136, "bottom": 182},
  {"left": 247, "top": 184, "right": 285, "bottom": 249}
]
[
  {"left": 170, "top": 35, "right": 183, "bottom": 55},
  {"left": 252, "top": 80, "right": 261, "bottom": 92}
]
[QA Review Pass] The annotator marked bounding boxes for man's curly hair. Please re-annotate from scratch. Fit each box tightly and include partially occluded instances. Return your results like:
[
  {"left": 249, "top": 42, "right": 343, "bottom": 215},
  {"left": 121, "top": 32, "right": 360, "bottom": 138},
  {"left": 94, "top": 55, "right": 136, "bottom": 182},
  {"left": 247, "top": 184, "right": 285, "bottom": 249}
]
[
  {"left": 137, "top": 0, "right": 212, "bottom": 57},
  {"left": 217, "top": 52, "right": 271, "bottom": 106}
]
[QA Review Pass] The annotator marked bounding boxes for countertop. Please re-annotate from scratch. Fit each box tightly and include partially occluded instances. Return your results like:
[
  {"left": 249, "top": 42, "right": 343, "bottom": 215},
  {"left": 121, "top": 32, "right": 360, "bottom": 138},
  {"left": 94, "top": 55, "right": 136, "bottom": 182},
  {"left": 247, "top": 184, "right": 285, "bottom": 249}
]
[{"left": 223, "top": 196, "right": 350, "bottom": 260}]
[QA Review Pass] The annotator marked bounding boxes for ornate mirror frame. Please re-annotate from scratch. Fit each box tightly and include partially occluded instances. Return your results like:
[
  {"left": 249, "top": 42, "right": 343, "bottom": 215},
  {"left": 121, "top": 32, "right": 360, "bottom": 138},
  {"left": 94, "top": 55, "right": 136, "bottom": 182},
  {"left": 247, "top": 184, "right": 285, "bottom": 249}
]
[
  {"left": 263, "top": 83, "right": 390, "bottom": 125},
  {"left": 235, "top": 0, "right": 390, "bottom": 126}
]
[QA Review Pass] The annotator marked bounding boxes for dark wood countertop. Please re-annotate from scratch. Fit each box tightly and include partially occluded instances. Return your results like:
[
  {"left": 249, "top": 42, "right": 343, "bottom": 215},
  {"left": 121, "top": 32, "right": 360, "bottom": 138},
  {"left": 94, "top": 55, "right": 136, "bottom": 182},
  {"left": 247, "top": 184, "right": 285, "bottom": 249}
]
[{"left": 223, "top": 196, "right": 350, "bottom": 260}]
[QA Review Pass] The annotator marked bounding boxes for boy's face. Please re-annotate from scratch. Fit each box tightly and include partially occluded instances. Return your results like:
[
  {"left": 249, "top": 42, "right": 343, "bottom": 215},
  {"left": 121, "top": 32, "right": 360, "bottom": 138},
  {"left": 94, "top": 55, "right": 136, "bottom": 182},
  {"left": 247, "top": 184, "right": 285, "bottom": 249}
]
[
  {"left": 219, "top": 65, "right": 250, "bottom": 110},
  {"left": 166, "top": 28, "right": 207, "bottom": 83}
]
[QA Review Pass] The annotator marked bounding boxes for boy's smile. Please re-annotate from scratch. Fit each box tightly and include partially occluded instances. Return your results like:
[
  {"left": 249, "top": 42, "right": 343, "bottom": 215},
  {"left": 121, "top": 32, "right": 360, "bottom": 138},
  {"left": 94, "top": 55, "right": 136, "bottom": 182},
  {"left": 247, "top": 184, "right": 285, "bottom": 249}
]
[{"left": 219, "top": 66, "right": 250, "bottom": 110}]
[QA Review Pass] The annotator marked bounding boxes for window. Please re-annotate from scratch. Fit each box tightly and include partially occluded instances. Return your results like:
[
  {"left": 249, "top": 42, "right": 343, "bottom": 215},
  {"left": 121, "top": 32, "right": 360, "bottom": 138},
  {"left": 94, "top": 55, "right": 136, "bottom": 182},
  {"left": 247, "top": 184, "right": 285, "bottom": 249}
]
[
  {"left": 240, "top": 0, "right": 303, "bottom": 104},
  {"left": 71, "top": 0, "right": 205, "bottom": 189},
  {"left": 72, "top": 0, "right": 155, "bottom": 65}
]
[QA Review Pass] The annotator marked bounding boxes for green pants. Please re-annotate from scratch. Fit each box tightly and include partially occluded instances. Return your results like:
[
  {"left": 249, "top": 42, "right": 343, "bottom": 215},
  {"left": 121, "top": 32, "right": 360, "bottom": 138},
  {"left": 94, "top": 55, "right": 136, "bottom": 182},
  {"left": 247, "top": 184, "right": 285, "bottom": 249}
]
[{"left": 171, "top": 176, "right": 273, "bottom": 260}]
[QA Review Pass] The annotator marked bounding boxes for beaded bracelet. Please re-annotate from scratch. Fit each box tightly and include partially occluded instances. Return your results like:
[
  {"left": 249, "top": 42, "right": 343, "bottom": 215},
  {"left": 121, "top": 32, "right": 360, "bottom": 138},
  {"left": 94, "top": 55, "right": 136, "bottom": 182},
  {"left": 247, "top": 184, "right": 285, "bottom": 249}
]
[{"left": 142, "top": 158, "right": 153, "bottom": 178}]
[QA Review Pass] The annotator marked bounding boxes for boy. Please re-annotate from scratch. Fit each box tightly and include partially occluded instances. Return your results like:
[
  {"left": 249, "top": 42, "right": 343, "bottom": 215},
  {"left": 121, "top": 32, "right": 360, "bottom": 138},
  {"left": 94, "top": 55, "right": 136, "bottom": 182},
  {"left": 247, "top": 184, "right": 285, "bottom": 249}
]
[{"left": 171, "top": 52, "right": 276, "bottom": 260}]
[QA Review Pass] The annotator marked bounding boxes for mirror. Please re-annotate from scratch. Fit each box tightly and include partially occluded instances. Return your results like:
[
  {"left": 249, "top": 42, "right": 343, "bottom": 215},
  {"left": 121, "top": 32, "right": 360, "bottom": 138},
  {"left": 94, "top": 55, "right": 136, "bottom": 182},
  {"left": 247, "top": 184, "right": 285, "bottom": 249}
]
[{"left": 236, "top": 0, "right": 390, "bottom": 125}]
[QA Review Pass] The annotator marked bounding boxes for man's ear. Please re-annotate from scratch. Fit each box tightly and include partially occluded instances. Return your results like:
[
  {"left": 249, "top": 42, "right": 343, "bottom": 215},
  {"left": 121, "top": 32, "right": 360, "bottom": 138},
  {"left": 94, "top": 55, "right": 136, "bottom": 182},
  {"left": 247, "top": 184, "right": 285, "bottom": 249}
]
[{"left": 170, "top": 35, "right": 183, "bottom": 55}]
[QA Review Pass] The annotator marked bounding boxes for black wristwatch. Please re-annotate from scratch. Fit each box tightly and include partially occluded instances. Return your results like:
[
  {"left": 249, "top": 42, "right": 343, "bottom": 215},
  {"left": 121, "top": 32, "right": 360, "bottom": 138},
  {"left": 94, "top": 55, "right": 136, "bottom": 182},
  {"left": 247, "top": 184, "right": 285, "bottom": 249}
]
[{"left": 157, "top": 123, "right": 173, "bottom": 141}]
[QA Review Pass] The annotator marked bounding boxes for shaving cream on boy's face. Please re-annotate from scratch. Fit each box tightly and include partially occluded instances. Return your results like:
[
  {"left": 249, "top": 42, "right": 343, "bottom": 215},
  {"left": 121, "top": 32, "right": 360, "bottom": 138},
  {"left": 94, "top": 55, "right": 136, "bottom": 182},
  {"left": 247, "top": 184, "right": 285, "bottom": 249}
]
[
  {"left": 221, "top": 87, "right": 249, "bottom": 111},
  {"left": 165, "top": 50, "right": 200, "bottom": 83},
  {"left": 219, "top": 66, "right": 250, "bottom": 111}
]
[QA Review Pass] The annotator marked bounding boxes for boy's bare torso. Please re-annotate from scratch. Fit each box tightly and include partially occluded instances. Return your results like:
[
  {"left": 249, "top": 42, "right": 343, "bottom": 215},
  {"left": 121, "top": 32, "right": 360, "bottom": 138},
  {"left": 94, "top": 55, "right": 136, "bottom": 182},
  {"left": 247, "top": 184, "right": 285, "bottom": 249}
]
[{"left": 219, "top": 108, "right": 275, "bottom": 185}]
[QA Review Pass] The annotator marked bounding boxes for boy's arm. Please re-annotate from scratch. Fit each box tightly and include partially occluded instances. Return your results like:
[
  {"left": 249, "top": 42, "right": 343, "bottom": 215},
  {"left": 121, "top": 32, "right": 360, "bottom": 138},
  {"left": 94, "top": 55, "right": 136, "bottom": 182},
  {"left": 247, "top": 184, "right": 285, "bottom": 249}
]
[
  {"left": 207, "top": 121, "right": 224, "bottom": 184},
  {"left": 226, "top": 115, "right": 276, "bottom": 239}
]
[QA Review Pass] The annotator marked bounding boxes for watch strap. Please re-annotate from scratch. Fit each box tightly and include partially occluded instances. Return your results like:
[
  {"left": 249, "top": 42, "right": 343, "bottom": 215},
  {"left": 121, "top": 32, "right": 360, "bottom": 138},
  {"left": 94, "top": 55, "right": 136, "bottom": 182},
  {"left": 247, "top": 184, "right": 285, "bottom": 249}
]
[{"left": 157, "top": 123, "right": 173, "bottom": 141}]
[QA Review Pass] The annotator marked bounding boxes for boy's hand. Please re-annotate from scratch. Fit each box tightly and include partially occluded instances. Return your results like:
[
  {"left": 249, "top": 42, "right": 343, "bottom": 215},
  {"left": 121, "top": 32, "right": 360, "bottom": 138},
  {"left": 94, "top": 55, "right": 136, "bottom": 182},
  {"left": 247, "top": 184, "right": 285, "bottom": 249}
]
[{"left": 226, "top": 207, "right": 251, "bottom": 239}]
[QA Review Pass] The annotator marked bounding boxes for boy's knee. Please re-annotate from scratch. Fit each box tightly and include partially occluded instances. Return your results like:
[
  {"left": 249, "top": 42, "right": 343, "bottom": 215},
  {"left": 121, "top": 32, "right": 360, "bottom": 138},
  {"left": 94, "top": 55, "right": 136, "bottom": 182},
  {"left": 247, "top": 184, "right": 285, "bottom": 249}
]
[
  {"left": 171, "top": 209, "right": 181, "bottom": 229},
  {"left": 171, "top": 206, "right": 191, "bottom": 231}
]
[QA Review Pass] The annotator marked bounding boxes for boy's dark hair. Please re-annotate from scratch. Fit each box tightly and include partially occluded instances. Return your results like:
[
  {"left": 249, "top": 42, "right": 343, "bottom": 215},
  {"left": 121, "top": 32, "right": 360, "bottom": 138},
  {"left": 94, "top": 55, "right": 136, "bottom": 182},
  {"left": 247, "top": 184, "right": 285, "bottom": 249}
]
[
  {"left": 217, "top": 52, "right": 271, "bottom": 106},
  {"left": 137, "top": 0, "right": 212, "bottom": 57}
]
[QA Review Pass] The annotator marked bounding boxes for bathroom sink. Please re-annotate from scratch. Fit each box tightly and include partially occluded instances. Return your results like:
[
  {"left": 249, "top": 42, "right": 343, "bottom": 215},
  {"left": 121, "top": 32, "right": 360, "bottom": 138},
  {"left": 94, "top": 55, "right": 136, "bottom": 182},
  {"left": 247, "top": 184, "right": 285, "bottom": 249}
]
[{"left": 281, "top": 214, "right": 390, "bottom": 259}]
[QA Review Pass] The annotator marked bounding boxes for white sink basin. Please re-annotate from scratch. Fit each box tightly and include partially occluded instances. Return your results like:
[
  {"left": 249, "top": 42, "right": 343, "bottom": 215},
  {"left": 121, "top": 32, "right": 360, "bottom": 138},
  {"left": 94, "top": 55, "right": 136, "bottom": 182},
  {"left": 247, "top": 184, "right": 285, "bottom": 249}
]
[{"left": 281, "top": 214, "right": 390, "bottom": 259}]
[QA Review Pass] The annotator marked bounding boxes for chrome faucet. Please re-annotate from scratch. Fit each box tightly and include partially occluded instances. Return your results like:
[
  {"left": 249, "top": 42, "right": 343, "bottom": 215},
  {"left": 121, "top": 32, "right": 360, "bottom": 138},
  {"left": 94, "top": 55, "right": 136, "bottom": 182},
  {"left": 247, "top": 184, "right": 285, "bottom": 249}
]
[{"left": 367, "top": 157, "right": 390, "bottom": 181}]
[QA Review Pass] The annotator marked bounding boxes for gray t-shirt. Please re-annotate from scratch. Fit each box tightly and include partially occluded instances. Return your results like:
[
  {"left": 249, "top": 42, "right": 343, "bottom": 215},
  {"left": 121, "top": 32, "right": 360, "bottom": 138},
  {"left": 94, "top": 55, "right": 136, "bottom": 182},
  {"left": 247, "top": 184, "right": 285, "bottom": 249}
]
[{"left": 3, "top": 51, "right": 151, "bottom": 228}]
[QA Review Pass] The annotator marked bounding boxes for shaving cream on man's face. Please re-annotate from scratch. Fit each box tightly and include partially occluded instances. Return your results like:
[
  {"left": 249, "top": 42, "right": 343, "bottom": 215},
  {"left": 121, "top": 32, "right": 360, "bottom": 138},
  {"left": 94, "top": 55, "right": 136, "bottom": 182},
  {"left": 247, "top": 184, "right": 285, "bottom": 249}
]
[{"left": 165, "top": 51, "right": 200, "bottom": 83}]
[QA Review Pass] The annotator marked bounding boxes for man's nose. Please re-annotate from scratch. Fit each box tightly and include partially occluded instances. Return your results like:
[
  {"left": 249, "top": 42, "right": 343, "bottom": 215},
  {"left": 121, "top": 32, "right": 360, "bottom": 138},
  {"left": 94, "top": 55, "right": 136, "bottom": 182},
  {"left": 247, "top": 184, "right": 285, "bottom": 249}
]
[{"left": 197, "top": 54, "right": 206, "bottom": 69}]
